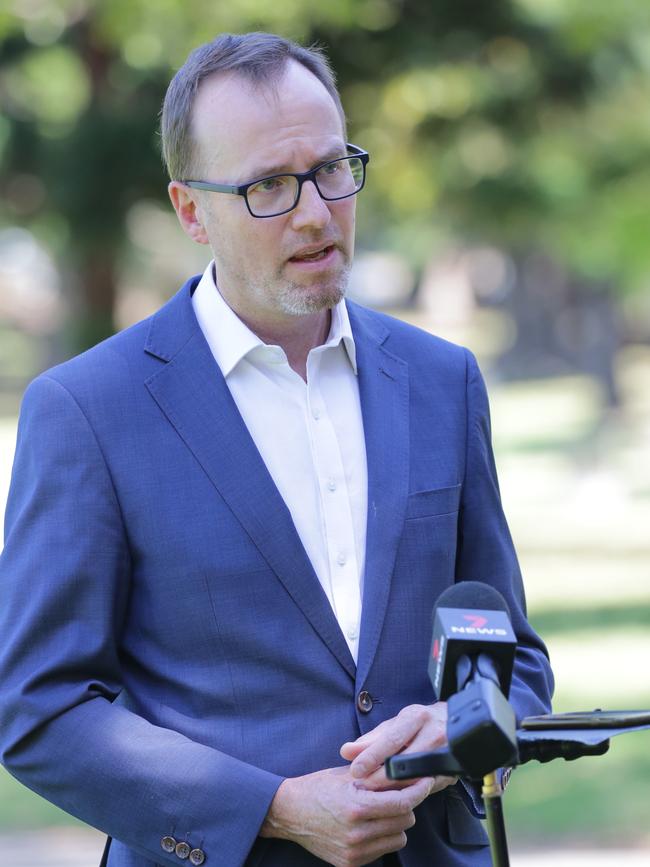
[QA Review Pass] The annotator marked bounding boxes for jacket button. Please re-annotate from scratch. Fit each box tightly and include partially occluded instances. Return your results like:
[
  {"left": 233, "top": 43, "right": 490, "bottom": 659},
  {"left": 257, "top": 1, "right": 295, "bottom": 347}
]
[
  {"left": 189, "top": 849, "right": 206, "bottom": 865},
  {"left": 161, "top": 836, "right": 177, "bottom": 853},
  {"left": 175, "top": 841, "right": 191, "bottom": 860},
  {"left": 357, "top": 690, "right": 373, "bottom": 713}
]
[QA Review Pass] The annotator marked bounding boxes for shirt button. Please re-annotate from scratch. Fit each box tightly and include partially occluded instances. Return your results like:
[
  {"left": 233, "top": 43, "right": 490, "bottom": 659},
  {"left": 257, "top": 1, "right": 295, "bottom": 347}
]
[
  {"left": 161, "top": 836, "right": 176, "bottom": 853},
  {"left": 337, "top": 552, "right": 346, "bottom": 566},
  {"left": 175, "top": 841, "right": 191, "bottom": 860},
  {"left": 327, "top": 478, "right": 337, "bottom": 491},
  {"left": 189, "top": 849, "right": 206, "bottom": 866},
  {"left": 312, "top": 407, "right": 321, "bottom": 420},
  {"left": 357, "top": 690, "right": 374, "bottom": 713},
  {"left": 347, "top": 626, "right": 359, "bottom": 641}
]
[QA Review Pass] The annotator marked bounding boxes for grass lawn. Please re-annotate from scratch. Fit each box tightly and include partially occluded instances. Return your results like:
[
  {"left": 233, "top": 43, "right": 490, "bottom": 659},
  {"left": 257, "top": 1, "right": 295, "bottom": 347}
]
[{"left": 0, "top": 768, "right": 85, "bottom": 830}]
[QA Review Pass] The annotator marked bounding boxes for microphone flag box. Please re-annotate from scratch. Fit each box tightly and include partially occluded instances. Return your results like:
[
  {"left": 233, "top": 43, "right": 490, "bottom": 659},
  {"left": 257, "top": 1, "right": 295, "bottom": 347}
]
[{"left": 428, "top": 607, "right": 517, "bottom": 701}]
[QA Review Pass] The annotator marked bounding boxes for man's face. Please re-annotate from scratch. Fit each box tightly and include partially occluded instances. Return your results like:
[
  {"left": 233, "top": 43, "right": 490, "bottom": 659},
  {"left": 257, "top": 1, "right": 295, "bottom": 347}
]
[{"left": 173, "top": 61, "right": 356, "bottom": 328}]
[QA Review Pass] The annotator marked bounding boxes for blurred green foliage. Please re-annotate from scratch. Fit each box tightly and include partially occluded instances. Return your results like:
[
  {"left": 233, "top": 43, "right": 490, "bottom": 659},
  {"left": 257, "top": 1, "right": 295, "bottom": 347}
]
[{"left": 1, "top": 0, "right": 650, "bottom": 349}]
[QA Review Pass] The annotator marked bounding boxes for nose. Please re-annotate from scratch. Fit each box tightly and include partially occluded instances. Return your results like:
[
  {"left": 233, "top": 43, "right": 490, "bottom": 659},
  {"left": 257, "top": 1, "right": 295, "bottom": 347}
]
[{"left": 290, "top": 179, "right": 331, "bottom": 230}]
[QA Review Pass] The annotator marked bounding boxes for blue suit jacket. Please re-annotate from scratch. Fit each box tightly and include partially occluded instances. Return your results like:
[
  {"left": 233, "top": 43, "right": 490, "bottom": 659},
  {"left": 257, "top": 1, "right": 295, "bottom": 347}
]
[{"left": 0, "top": 277, "right": 553, "bottom": 866}]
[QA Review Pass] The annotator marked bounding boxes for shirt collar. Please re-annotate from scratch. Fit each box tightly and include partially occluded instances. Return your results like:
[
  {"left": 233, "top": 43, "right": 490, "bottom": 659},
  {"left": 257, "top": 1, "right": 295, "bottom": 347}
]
[
  {"left": 192, "top": 260, "right": 358, "bottom": 377},
  {"left": 326, "top": 294, "right": 358, "bottom": 374}
]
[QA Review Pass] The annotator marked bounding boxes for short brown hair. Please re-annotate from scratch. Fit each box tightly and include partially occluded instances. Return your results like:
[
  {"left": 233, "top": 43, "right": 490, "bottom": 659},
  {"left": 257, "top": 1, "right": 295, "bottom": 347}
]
[{"left": 160, "top": 32, "right": 346, "bottom": 181}]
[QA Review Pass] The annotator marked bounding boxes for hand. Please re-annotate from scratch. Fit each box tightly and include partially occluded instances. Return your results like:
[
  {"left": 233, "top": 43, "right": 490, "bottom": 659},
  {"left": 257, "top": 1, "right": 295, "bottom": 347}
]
[
  {"left": 259, "top": 764, "right": 435, "bottom": 867},
  {"left": 340, "top": 703, "right": 457, "bottom": 794}
]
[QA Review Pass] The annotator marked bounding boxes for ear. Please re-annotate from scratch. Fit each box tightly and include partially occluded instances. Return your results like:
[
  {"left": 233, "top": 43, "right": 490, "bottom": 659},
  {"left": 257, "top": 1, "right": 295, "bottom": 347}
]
[{"left": 168, "top": 181, "right": 210, "bottom": 245}]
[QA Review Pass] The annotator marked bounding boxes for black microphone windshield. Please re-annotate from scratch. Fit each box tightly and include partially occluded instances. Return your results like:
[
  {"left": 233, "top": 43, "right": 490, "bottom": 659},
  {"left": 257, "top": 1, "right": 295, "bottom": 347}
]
[
  {"left": 434, "top": 581, "right": 511, "bottom": 620},
  {"left": 429, "top": 581, "right": 517, "bottom": 700}
]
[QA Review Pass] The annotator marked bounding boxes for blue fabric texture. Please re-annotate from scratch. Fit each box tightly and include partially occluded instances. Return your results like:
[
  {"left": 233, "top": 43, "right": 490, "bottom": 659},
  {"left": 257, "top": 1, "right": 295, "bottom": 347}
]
[{"left": 0, "top": 277, "right": 553, "bottom": 866}]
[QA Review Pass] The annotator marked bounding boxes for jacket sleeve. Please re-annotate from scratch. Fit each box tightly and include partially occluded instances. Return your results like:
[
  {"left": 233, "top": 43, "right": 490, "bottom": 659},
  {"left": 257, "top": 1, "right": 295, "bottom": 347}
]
[
  {"left": 0, "top": 375, "right": 282, "bottom": 866},
  {"left": 451, "top": 350, "right": 554, "bottom": 817},
  {"left": 456, "top": 350, "right": 554, "bottom": 721}
]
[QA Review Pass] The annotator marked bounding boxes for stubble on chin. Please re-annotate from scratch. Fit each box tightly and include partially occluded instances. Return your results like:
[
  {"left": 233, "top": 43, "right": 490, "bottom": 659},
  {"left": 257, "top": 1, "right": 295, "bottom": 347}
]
[{"left": 275, "top": 263, "right": 351, "bottom": 317}]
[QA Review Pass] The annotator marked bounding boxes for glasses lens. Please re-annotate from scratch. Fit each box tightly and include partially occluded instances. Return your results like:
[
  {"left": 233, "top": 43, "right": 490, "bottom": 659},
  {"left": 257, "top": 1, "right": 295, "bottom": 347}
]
[
  {"left": 246, "top": 175, "right": 299, "bottom": 217},
  {"left": 316, "top": 157, "right": 364, "bottom": 200}
]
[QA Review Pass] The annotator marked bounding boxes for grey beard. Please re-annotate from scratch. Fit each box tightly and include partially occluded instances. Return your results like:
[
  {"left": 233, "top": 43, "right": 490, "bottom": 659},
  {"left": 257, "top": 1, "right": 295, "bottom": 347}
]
[{"left": 275, "top": 265, "right": 350, "bottom": 316}]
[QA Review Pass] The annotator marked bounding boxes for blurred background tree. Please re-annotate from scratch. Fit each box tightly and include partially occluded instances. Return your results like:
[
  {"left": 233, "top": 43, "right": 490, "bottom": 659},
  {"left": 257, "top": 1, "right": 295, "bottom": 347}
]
[{"left": 1, "top": 0, "right": 650, "bottom": 373}]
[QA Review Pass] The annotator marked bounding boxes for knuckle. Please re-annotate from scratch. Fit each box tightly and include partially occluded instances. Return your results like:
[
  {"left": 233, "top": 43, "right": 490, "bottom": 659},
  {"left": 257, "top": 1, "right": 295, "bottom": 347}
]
[
  {"left": 387, "top": 729, "right": 404, "bottom": 749},
  {"left": 345, "top": 803, "right": 364, "bottom": 824},
  {"left": 406, "top": 810, "right": 416, "bottom": 829},
  {"left": 345, "top": 827, "right": 365, "bottom": 848},
  {"left": 394, "top": 793, "right": 410, "bottom": 814},
  {"left": 401, "top": 703, "right": 429, "bottom": 727}
]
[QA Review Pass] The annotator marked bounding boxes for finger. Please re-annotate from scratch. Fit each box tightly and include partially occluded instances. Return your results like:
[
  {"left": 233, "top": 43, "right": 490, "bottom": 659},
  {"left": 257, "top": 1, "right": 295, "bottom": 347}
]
[
  {"left": 349, "top": 710, "right": 429, "bottom": 778},
  {"left": 355, "top": 831, "right": 409, "bottom": 864},
  {"left": 339, "top": 740, "right": 364, "bottom": 761},
  {"left": 403, "top": 724, "right": 448, "bottom": 752},
  {"left": 354, "top": 734, "right": 449, "bottom": 786},
  {"left": 350, "top": 810, "right": 417, "bottom": 839},
  {"left": 428, "top": 774, "right": 457, "bottom": 795},
  {"left": 357, "top": 767, "right": 457, "bottom": 794},
  {"left": 341, "top": 703, "right": 449, "bottom": 763},
  {"left": 340, "top": 717, "right": 395, "bottom": 759},
  {"left": 356, "top": 767, "right": 434, "bottom": 792},
  {"left": 354, "top": 776, "right": 434, "bottom": 818}
]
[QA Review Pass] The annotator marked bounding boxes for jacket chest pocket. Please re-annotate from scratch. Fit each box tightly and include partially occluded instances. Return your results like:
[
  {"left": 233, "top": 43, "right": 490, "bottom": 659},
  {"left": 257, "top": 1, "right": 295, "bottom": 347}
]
[
  {"left": 393, "top": 484, "right": 462, "bottom": 589},
  {"left": 405, "top": 483, "right": 462, "bottom": 520}
]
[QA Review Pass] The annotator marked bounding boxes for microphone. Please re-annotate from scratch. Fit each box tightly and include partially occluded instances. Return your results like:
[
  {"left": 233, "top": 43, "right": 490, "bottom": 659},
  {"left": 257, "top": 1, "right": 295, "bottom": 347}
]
[
  {"left": 387, "top": 583, "right": 650, "bottom": 785},
  {"left": 428, "top": 581, "right": 516, "bottom": 701},
  {"left": 428, "top": 581, "right": 519, "bottom": 778}
]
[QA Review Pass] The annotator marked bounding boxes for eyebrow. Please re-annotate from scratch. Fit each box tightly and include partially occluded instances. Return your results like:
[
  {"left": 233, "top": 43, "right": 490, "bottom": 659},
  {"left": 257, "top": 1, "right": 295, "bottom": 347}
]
[{"left": 245, "top": 146, "right": 348, "bottom": 181}]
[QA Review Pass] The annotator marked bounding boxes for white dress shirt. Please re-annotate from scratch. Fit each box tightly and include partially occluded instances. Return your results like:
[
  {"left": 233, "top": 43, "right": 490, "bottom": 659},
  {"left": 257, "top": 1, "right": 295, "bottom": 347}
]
[{"left": 192, "top": 262, "right": 368, "bottom": 662}]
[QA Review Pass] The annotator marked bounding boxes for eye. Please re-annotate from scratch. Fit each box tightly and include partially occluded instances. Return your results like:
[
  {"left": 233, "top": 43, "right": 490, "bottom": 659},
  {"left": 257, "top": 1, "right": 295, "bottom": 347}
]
[
  {"left": 251, "top": 176, "right": 287, "bottom": 194},
  {"left": 320, "top": 160, "right": 341, "bottom": 175}
]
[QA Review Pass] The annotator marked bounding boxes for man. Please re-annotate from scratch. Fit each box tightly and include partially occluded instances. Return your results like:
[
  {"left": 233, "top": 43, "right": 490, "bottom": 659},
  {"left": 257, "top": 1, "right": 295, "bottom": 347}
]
[{"left": 0, "top": 32, "right": 553, "bottom": 867}]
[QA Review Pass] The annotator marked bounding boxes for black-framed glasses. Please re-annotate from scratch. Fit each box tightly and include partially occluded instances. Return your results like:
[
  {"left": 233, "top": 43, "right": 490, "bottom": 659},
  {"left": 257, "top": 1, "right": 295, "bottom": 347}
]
[{"left": 183, "top": 143, "right": 369, "bottom": 218}]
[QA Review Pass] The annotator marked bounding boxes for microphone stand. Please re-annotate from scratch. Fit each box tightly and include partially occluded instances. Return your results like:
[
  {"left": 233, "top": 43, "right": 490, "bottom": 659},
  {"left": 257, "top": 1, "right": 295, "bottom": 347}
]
[
  {"left": 386, "top": 747, "right": 514, "bottom": 865},
  {"left": 482, "top": 770, "right": 510, "bottom": 867},
  {"left": 446, "top": 668, "right": 518, "bottom": 866}
]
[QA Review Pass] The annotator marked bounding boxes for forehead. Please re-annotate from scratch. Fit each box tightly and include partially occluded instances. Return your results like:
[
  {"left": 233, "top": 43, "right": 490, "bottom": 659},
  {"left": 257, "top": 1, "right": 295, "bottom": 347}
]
[{"left": 190, "top": 60, "right": 345, "bottom": 178}]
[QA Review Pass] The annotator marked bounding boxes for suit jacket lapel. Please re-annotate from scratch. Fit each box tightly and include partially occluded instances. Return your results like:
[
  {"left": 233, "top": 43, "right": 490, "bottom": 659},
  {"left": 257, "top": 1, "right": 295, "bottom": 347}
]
[
  {"left": 348, "top": 304, "right": 411, "bottom": 689},
  {"left": 143, "top": 280, "right": 356, "bottom": 680}
]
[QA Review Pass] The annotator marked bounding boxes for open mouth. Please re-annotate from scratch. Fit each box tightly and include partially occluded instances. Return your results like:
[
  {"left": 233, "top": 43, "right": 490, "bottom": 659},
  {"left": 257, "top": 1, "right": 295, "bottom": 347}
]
[{"left": 289, "top": 244, "right": 335, "bottom": 263}]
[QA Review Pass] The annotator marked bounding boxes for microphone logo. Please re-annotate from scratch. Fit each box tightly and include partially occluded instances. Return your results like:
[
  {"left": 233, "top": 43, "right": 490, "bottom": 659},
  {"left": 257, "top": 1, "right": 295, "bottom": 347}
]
[
  {"left": 431, "top": 634, "right": 446, "bottom": 690},
  {"left": 463, "top": 614, "right": 488, "bottom": 628}
]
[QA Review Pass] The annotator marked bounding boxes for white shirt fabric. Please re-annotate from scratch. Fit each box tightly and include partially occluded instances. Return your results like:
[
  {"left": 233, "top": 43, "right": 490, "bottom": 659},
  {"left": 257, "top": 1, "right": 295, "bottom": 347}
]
[{"left": 192, "top": 262, "right": 368, "bottom": 662}]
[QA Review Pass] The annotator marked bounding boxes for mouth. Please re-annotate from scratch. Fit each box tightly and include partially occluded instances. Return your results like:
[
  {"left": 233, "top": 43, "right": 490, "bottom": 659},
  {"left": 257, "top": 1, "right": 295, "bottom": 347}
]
[{"left": 288, "top": 244, "right": 337, "bottom": 264}]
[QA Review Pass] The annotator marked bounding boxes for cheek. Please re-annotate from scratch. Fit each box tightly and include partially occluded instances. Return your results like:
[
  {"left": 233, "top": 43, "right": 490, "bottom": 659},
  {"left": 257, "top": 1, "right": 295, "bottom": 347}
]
[
  {"left": 218, "top": 222, "right": 284, "bottom": 280},
  {"left": 333, "top": 200, "right": 356, "bottom": 239},
  {"left": 208, "top": 207, "right": 253, "bottom": 257}
]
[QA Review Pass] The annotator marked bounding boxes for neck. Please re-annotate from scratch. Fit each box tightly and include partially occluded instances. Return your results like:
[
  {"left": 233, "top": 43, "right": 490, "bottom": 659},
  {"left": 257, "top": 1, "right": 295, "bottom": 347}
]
[{"left": 234, "top": 305, "right": 332, "bottom": 382}]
